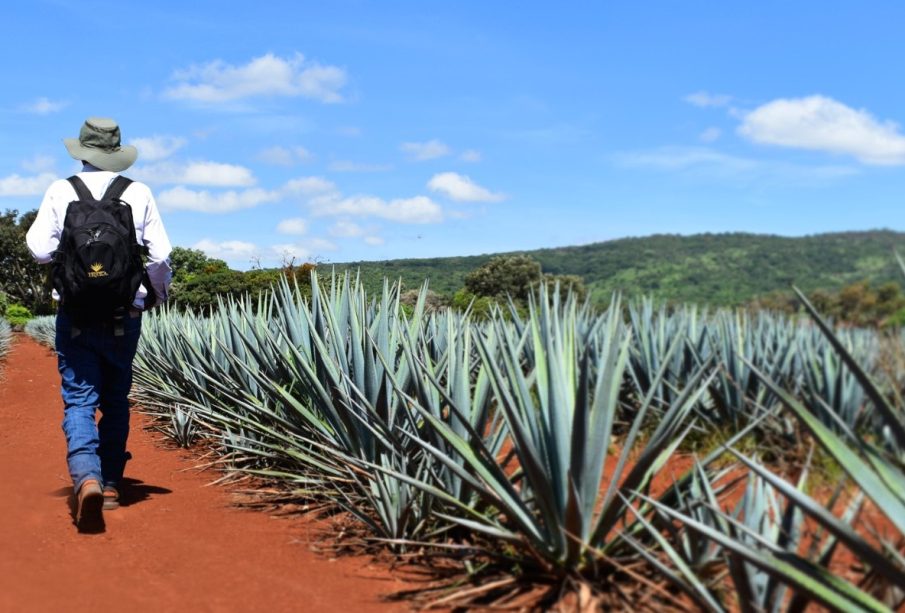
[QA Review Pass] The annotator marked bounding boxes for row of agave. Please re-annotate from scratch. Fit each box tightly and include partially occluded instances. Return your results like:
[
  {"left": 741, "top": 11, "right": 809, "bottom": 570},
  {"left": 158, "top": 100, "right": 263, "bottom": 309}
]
[
  {"left": 130, "top": 278, "right": 734, "bottom": 603},
  {"left": 0, "top": 317, "right": 11, "bottom": 361},
  {"left": 626, "top": 297, "right": 881, "bottom": 438},
  {"left": 23, "top": 275, "right": 905, "bottom": 609},
  {"left": 119, "top": 273, "right": 905, "bottom": 610},
  {"left": 23, "top": 316, "right": 55, "bottom": 349}
]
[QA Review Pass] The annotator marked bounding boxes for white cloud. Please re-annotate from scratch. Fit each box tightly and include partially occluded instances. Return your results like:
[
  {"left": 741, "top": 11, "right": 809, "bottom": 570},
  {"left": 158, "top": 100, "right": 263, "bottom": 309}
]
[
  {"left": 337, "top": 126, "right": 362, "bottom": 137},
  {"left": 22, "top": 97, "right": 67, "bottom": 114},
  {"left": 400, "top": 139, "right": 451, "bottom": 161},
  {"left": 329, "top": 219, "right": 364, "bottom": 237},
  {"left": 272, "top": 238, "right": 336, "bottom": 262},
  {"left": 738, "top": 95, "right": 905, "bottom": 165},
  {"left": 427, "top": 172, "right": 506, "bottom": 203},
  {"left": 164, "top": 53, "right": 347, "bottom": 104},
  {"left": 183, "top": 162, "right": 255, "bottom": 186},
  {"left": 193, "top": 238, "right": 259, "bottom": 261},
  {"left": 192, "top": 237, "right": 340, "bottom": 267},
  {"left": 0, "top": 173, "right": 57, "bottom": 196},
  {"left": 22, "top": 155, "right": 56, "bottom": 174},
  {"left": 327, "top": 160, "right": 392, "bottom": 172},
  {"left": 129, "top": 136, "right": 187, "bottom": 161},
  {"left": 132, "top": 161, "right": 256, "bottom": 187},
  {"left": 258, "top": 146, "right": 313, "bottom": 166},
  {"left": 284, "top": 176, "right": 336, "bottom": 195},
  {"left": 460, "top": 149, "right": 482, "bottom": 162},
  {"left": 684, "top": 91, "right": 732, "bottom": 108},
  {"left": 699, "top": 127, "right": 721, "bottom": 143},
  {"left": 276, "top": 217, "right": 308, "bottom": 235},
  {"left": 158, "top": 186, "right": 279, "bottom": 213},
  {"left": 155, "top": 175, "right": 334, "bottom": 213},
  {"left": 311, "top": 194, "right": 443, "bottom": 224},
  {"left": 364, "top": 236, "right": 384, "bottom": 246}
]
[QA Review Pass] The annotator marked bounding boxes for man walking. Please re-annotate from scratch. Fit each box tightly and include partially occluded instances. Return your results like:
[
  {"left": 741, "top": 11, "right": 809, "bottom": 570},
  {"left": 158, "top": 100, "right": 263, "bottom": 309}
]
[{"left": 26, "top": 117, "right": 172, "bottom": 531}]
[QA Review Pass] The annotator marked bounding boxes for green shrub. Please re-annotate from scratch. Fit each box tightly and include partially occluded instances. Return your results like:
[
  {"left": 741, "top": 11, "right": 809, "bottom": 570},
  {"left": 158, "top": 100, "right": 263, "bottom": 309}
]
[
  {"left": 885, "top": 306, "right": 905, "bottom": 328},
  {"left": 6, "top": 304, "right": 33, "bottom": 327},
  {"left": 0, "top": 290, "right": 8, "bottom": 317},
  {"left": 451, "top": 289, "right": 495, "bottom": 319}
]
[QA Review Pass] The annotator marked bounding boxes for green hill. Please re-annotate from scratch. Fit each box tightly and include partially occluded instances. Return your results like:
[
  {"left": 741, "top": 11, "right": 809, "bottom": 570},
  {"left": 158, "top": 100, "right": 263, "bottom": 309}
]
[{"left": 318, "top": 230, "right": 905, "bottom": 307}]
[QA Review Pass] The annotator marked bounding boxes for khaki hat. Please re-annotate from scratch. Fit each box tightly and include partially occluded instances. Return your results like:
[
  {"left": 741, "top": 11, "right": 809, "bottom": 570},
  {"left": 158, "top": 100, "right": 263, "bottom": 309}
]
[{"left": 63, "top": 117, "right": 138, "bottom": 172}]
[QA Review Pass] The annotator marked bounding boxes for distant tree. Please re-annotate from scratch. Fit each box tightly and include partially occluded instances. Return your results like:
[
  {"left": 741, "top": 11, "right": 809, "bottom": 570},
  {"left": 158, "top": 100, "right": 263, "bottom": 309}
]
[
  {"left": 168, "top": 247, "right": 230, "bottom": 308},
  {"left": 747, "top": 290, "right": 798, "bottom": 315},
  {"left": 464, "top": 255, "right": 543, "bottom": 301},
  {"left": 837, "top": 281, "right": 874, "bottom": 321},
  {"left": 808, "top": 289, "right": 835, "bottom": 316},
  {"left": 539, "top": 273, "right": 588, "bottom": 302},
  {"left": 400, "top": 288, "right": 448, "bottom": 314},
  {"left": 0, "top": 209, "right": 53, "bottom": 314},
  {"left": 871, "top": 281, "right": 905, "bottom": 327},
  {"left": 168, "top": 246, "right": 315, "bottom": 312},
  {"left": 750, "top": 279, "right": 905, "bottom": 328},
  {"left": 169, "top": 246, "right": 228, "bottom": 281}
]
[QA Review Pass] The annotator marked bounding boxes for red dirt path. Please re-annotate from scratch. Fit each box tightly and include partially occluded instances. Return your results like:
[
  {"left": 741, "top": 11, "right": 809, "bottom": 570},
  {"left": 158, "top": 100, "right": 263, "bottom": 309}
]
[{"left": 0, "top": 335, "right": 408, "bottom": 612}]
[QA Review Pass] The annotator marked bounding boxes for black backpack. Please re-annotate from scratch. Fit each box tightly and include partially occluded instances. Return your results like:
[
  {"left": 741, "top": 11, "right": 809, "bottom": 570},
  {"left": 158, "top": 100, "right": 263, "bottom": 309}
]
[{"left": 52, "top": 175, "right": 155, "bottom": 323}]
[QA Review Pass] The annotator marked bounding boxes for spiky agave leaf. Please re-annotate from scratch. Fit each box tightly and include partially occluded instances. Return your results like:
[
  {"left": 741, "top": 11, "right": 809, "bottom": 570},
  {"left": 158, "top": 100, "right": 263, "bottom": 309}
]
[{"left": 637, "top": 473, "right": 892, "bottom": 613}]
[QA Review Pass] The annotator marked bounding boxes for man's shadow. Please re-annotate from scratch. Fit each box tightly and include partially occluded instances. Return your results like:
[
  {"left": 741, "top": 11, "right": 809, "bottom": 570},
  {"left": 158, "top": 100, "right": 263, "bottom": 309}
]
[{"left": 53, "top": 478, "right": 173, "bottom": 533}]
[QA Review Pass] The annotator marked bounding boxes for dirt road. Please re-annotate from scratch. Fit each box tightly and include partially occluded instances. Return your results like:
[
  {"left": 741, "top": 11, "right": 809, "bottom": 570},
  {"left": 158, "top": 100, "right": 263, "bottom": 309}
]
[{"left": 0, "top": 334, "right": 406, "bottom": 612}]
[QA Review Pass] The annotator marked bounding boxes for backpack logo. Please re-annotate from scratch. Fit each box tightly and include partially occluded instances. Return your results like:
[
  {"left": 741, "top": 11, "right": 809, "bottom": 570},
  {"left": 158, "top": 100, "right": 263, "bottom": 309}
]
[{"left": 88, "top": 262, "right": 109, "bottom": 278}]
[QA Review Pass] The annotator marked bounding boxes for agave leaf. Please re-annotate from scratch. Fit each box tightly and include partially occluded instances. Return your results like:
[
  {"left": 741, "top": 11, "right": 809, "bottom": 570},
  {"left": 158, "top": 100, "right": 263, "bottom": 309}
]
[
  {"left": 792, "top": 286, "right": 905, "bottom": 449},
  {"left": 620, "top": 495, "right": 726, "bottom": 612},
  {"left": 728, "top": 448, "right": 905, "bottom": 588},
  {"left": 640, "top": 494, "right": 891, "bottom": 613},
  {"left": 748, "top": 365, "right": 905, "bottom": 539}
]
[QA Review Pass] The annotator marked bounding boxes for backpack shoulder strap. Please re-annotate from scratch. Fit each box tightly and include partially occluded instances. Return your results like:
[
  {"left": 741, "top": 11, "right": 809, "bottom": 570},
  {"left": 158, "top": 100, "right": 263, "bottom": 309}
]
[
  {"left": 102, "top": 175, "right": 133, "bottom": 202},
  {"left": 66, "top": 176, "right": 94, "bottom": 202}
]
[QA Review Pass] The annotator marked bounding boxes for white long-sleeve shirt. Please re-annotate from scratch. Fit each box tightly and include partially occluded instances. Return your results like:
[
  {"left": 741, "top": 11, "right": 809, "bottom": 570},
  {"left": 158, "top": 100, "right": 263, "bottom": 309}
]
[{"left": 26, "top": 167, "right": 173, "bottom": 309}]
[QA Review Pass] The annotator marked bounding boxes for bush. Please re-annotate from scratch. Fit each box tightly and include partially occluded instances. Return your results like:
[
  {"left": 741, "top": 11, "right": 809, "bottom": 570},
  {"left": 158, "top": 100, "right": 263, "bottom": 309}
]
[
  {"left": 451, "top": 289, "right": 496, "bottom": 319},
  {"left": 464, "top": 255, "right": 542, "bottom": 301},
  {"left": 6, "top": 304, "right": 33, "bottom": 327},
  {"left": 886, "top": 306, "right": 905, "bottom": 329}
]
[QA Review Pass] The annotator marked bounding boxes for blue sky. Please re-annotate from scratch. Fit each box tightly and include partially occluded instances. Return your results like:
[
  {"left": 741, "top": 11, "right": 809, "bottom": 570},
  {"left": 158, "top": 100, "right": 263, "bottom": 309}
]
[{"left": 1, "top": 1, "right": 904, "bottom": 268}]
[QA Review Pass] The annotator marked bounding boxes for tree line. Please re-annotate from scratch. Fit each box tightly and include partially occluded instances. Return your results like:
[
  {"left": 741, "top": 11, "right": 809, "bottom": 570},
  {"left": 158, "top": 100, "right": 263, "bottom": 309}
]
[{"left": 2, "top": 207, "right": 904, "bottom": 327}]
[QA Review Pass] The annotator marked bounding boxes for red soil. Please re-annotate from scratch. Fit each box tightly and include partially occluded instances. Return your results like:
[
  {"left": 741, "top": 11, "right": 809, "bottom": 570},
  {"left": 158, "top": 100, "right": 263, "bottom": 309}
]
[{"left": 0, "top": 335, "right": 408, "bottom": 612}]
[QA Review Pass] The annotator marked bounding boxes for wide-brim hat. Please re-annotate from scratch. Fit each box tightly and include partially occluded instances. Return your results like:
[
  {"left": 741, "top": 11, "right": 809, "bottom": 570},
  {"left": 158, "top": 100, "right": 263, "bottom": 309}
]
[{"left": 63, "top": 117, "right": 138, "bottom": 172}]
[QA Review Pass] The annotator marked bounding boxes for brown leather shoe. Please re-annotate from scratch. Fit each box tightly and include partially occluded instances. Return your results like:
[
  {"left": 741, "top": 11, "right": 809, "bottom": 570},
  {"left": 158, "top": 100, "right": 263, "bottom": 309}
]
[
  {"left": 76, "top": 479, "right": 104, "bottom": 531},
  {"left": 103, "top": 485, "right": 120, "bottom": 511}
]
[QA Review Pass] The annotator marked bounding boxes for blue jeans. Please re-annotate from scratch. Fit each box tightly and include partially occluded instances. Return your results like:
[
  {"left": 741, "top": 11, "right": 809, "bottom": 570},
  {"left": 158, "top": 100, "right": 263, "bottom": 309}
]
[{"left": 56, "top": 310, "right": 142, "bottom": 492}]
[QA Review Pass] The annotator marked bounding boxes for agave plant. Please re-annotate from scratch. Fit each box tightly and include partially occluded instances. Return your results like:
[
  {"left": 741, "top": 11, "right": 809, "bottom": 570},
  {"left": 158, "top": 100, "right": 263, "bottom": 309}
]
[
  {"left": 647, "top": 288, "right": 905, "bottom": 612},
  {"left": 705, "top": 310, "right": 797, "bottom": 429},
  {"left": 23, "top": 315, "right": 55, "bottom": 349},
  {"left": 0, "top": 317, "right": 12, "bottom": 361},
  {"left": 637, "top": 454, "right": 895, "bottom": 612},
  {"left": 797, "top": 328, "right": 874, "bottom": 434},
  {"left": 379, "top": 284, "right": 715, "bottom": 583},
  {"left": 169, "top": 404, "right": 198, "bottom": 448},
  {"left": 626, "top": 299, "right": 711, "bottom": 414},
  {"left": 134, "top": 273, "right": 511, "bottom": 545}
]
